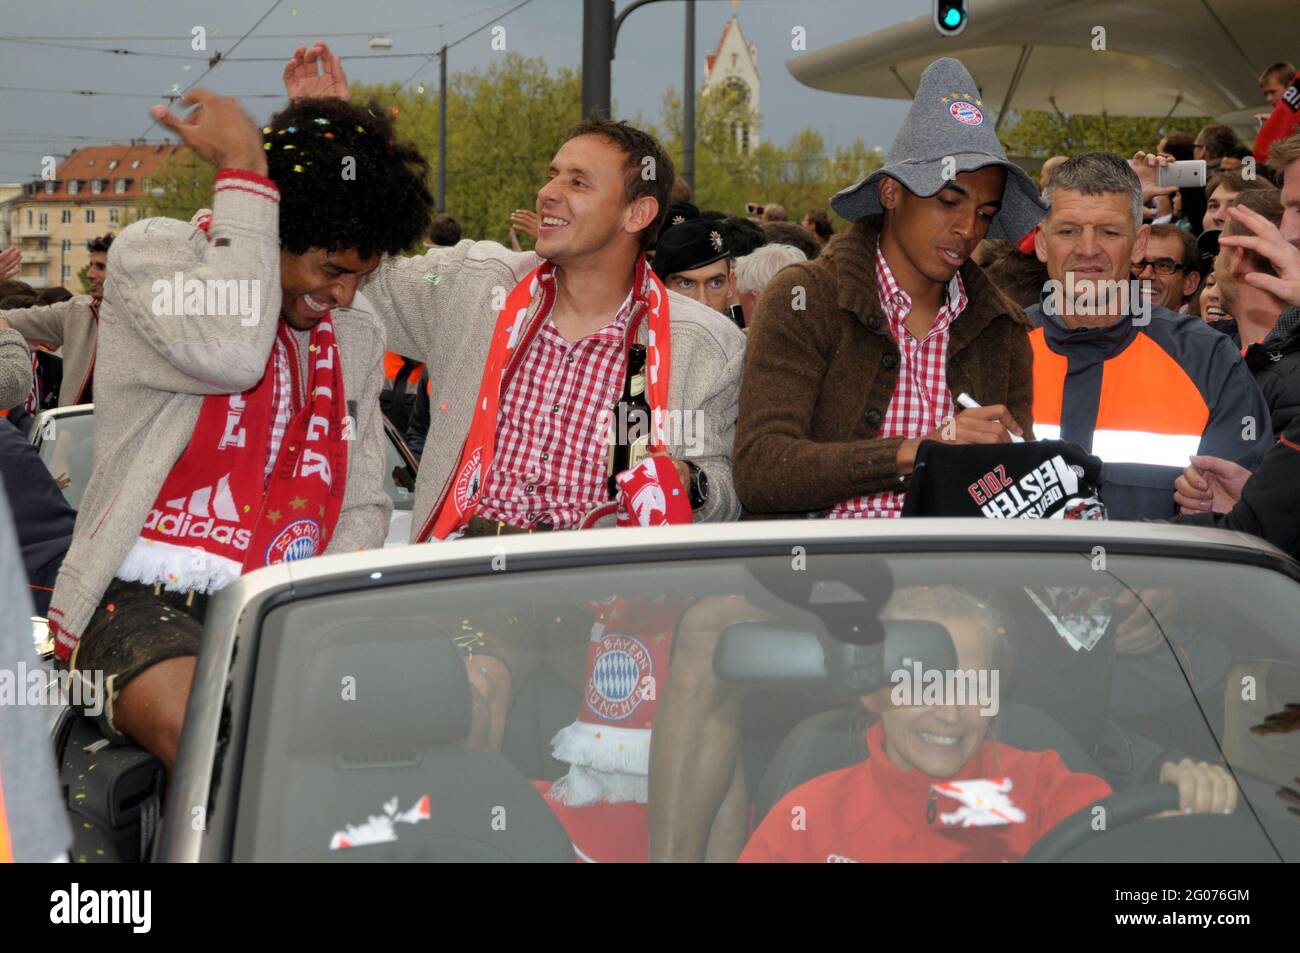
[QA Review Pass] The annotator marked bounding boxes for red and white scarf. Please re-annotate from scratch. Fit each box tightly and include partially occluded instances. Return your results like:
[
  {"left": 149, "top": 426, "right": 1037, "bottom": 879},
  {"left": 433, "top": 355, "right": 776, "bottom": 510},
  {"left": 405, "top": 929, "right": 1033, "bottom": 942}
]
[
  {"left": 419, "top": 255, "right": 677, "bottom": 540},
  {"left": 116, "top": 317, "right": 348, "bottom": 593}
]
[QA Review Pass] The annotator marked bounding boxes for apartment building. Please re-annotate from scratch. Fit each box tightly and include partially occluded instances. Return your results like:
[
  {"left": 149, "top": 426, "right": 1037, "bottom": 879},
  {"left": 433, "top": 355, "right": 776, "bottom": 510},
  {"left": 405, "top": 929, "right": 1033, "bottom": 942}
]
[{"left": 1, "top": 142, "right": 180, "bottom": 290}]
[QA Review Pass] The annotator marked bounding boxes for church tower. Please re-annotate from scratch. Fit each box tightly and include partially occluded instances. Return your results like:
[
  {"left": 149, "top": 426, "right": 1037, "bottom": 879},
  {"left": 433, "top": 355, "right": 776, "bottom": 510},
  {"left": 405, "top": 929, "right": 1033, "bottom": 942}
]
[{"left": 702, "top": 6, "right": 760, "bottom": 153}]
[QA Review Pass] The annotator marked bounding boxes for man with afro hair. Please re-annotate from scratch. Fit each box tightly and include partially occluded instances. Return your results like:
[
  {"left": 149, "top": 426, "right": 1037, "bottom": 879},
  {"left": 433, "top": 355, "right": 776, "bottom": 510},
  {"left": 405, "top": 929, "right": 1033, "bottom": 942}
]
[{"left": 45, "top": 78, "right": 435, "bottom": 773}]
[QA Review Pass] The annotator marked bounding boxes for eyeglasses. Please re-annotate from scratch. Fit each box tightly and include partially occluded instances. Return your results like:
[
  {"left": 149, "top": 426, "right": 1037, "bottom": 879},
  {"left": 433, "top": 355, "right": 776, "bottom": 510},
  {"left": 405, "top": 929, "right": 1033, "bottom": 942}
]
[{"left": 1132, "top": 258, "right": 1186, "bottom": 276}]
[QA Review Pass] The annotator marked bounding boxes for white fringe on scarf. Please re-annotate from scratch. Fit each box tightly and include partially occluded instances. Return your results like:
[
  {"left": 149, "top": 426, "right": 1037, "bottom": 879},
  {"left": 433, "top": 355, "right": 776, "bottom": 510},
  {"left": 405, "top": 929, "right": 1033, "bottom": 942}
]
[
  {"left": 548, "top": 720, "right": 652, "bottom": 806},
  {"left": 115, "top": 537, "right": 243, "bottom": 594}
]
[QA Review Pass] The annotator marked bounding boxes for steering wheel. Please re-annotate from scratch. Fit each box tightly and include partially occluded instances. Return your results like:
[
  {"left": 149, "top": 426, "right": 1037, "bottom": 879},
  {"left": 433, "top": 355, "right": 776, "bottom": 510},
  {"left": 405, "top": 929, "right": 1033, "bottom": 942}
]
[{"left": 1021, "top": 783, "right": 1179, "bottom": 863}]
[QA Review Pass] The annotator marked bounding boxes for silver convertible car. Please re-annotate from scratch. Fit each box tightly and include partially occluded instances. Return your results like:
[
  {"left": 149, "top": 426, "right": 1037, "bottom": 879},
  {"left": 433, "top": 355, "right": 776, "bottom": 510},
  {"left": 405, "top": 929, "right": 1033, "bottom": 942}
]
[{"left": 45, "top": 519, "right": 1300, "bottom": 863}]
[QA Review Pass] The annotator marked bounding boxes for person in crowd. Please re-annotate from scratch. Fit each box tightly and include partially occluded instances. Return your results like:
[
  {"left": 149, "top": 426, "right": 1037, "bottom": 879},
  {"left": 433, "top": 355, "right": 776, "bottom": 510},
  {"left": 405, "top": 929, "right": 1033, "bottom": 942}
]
[
  {"left": 669, "top": 177, "right": 693, "bottom": 204},
  {"left": 1135, "top": 224, "right": 1202, "bottom": 313},
  {"left": 45, "top": 84, "right": 433, "bottom": 773},
  {"left": 740, "top": 586, "right": 1237, "bottom": 863},
  {"left": 0, "top": 235, "right": 112, "bottom": 406},
  {"left": 1039, "top": 155, "right": 1069, "bottom": 189},
  {"left": 1200, "top": 189, "right": 1300, "bottom": 434},
  {"left": 1156, "top": 133, "right": 1194, "bottom": 162},
  {"left": 1254, "top": 63, "right": 1299, "bottom": 165},
  {"left": 429, "top": 213, "right": 462, "bottom": 247},
  {"left": 36, "top": 287, "right": 74, "bottom": 306},
  {"left": 732, "top": 243, "right": 807, "bottom": 329},
  {"left": 1195, "top": 123, "right": 1241, "bottom": 175},
  {"left": 760, "top": 203, "right": 787, "bottom": 223},
  {"left": 649, "top": 57, "right": 1046, "bottom": 862},
  {"left": 1027, "top": 151, "right": 1269, "bottom": 520},
  {"left": 761, "top": 220, "right": 821, "bottom": 260},
  {"left": 0, "top": 324, "right": 74, "bottom": 614},
  {"left": 1204, "top": 170, "right": 1278, "bottom": 232},
  {"left": 718, "top": 215, "right": 768, "bottom": 257},
  {"left": 800, "top": 208, "right": 833, "bottom": 247},
  {"left": 982, "top": 242, "right": 1050, "bottom": 311},
  {"left": 653, "top": 218, "right": 737, "bottom": 315},
  {"left": 1198, "top": 270, "right": 1227, "bottom": 321},
  {"left": 1220, "top": 144, "right": 1252, "bottom": 173}
]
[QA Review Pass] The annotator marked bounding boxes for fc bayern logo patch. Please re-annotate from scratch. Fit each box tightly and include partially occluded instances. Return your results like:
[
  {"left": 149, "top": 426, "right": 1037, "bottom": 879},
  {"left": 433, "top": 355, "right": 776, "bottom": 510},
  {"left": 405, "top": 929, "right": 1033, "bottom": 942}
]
[
  {"left": 950, "top": 101, "right": 984, "bottom": 126},
  {"left": 585, "top": 632, "right": 653, "bottom": 722},
  {"left": 266, "top": 518, "right": 322, "bottom": 564},
  {"left": 453, "top": 448, "right": 483, "bottom": 511}
]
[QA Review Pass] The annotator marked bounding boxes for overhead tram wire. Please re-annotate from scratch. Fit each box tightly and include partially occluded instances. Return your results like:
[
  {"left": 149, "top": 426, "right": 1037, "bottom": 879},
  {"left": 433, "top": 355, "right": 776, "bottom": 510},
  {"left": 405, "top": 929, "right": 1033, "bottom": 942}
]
[
  {"left": 0, "top": 6, "right": 522, "bottom": 44},
  {"left": 396, "top": 0, "right": 537, "bottom": 90},
  {"left": 100, "top": 0, "right": 287, "bottom": 182}
]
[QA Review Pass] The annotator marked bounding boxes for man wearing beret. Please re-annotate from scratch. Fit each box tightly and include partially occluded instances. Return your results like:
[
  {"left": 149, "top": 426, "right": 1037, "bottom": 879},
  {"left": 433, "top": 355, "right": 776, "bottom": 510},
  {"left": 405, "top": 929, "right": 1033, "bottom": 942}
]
[
  {"left": 649, "top": 57, "right": 1050, "bottom": 861},
  {"left": 653, "top": 218, "right": 737, "bottom": 317}
]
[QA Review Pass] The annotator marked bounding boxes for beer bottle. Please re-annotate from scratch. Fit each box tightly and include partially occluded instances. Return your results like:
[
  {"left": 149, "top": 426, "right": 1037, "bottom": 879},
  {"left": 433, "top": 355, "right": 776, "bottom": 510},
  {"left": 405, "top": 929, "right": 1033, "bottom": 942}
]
[{"left": 607, "top": 343, "right": 653, "bottom": 497}]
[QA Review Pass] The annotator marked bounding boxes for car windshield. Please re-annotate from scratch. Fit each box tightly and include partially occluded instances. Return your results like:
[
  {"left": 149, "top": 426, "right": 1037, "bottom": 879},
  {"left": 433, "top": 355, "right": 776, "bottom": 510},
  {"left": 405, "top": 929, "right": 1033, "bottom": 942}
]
[
  {"left": 35, "top": 410, "right": 95, "bottom": 510},
  {"left": 231, "top": 546, "right": 1300, "bottom": 862}
]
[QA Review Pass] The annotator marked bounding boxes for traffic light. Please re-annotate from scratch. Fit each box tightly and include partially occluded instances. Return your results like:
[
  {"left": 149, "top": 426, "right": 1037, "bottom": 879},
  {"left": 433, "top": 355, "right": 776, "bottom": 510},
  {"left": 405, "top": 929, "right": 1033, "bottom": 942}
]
[{"left": 934, "top": 1, "right": 969, "bottom": 37}]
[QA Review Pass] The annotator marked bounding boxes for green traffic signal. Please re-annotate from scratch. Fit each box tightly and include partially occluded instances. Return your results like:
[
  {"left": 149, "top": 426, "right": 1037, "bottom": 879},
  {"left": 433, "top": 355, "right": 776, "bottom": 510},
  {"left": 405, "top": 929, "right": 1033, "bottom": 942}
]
[{"left": 943, "top": 8, "right": 963, "bottom": 27}]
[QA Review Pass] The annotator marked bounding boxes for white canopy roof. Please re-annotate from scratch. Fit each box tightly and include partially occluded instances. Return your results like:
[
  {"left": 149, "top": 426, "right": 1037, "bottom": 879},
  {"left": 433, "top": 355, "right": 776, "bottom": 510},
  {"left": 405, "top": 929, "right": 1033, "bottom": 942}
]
[{"left": 787, "top": 0, "right": 1292, "bottom": 132}]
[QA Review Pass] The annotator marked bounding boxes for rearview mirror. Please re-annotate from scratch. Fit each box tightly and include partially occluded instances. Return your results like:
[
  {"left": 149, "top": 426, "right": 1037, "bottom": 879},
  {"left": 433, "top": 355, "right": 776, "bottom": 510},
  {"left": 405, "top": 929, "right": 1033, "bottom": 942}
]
[{"left": 713, "top": 620, "right": 957, "bottom": 698}]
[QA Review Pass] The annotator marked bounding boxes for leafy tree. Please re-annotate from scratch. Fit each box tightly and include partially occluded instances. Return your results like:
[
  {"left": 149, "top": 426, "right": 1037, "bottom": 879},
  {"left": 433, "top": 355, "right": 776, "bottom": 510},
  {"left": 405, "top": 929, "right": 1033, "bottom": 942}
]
[
  {"left": 998, "top": 109, "right": 1211, "bottom": 158},
  {"left": 133, "top": 148, "right": 215, "bottom": 224}
]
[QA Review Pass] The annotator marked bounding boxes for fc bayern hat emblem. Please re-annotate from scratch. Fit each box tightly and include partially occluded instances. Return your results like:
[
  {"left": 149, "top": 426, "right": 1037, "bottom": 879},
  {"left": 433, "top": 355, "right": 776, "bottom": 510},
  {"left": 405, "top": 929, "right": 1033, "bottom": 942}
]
[{"left": 950, "top": 100, "right": 984, "bottom": 125}]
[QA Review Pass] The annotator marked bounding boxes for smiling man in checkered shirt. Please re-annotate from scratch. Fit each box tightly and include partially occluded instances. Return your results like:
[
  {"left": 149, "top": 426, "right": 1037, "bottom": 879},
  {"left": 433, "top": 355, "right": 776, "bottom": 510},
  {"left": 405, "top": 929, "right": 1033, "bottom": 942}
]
[{"left": 284, "top": 45, "right": 745, "bottom": 752}]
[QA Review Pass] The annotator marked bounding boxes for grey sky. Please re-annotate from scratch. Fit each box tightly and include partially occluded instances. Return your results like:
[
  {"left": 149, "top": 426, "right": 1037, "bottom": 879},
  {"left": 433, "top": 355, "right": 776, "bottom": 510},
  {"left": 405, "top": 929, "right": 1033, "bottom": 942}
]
[{"left": 0, "top": 0, "right": 930, "bottom": 182}]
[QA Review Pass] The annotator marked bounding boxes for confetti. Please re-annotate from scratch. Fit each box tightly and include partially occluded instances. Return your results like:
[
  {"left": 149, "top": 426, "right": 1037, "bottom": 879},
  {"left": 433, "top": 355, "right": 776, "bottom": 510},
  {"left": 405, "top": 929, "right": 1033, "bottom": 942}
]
[
  {"left": 263, "top": 126, "right": 272, "bottom": 134},
  {"left": 313, "top": 117, "right": 330, "bottom": 125},
  {"left": 283, "top": 144, "right": 296, "bottom": 150},
  {"left": 264, "top": 142, "right": 272, "bottom": 150},
  {"left": 293, "top": 164, "right": 304, "bottom": 172},
  {"left": 286, "top": 125, "right": 298, "bottom": 133},
  {"left": 356, "top": 125, "right": 365, "bottom": 133},
  {"left": 390, "top": 107, "right": 399, "bottom": 116},
  {"left": 439, "top": 402, "right": 448, "bottom": 411},
  {"left": 423, "top": 273, "right": 441, "bottom": 285},
  {"left": 323, "top": 132, "right": 334, "bottom": 139}
]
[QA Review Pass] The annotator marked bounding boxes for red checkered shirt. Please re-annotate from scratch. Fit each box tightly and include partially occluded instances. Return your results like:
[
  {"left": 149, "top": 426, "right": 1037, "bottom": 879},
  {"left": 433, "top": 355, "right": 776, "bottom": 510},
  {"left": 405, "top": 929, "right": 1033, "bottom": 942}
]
[
  {"left": 477, "top": 278, "right": 635, "bottom": 529},
  {"left": 265, "top": 337, "right": 294, "bottom": 483},
  {"left": 828, "top": 247, "right": 966, "bottom": 519}
]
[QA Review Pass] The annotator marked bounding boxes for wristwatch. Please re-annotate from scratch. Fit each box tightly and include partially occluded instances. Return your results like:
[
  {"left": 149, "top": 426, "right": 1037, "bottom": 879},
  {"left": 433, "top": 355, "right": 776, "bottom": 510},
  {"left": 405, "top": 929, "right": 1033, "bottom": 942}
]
[{"left": 684, "top": 461, "right": 709, "bottom": 511}]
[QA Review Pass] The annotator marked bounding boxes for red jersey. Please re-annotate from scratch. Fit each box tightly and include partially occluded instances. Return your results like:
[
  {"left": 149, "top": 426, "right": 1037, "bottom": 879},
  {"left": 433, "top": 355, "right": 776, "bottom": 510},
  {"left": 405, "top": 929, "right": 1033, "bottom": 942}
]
[{"left": 739, "top": 721, "right": 1110, "bottom": 863}]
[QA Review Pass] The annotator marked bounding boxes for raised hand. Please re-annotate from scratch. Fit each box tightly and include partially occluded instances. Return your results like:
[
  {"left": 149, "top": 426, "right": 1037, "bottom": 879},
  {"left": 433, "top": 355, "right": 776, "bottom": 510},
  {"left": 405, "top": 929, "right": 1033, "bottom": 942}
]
[
  {"left": 1219, "top": 203, "right": 1300, "bottom": 307},
  {"left": 0, "top": 246, "right": 20, "bottom": 282},
  {"left": 284, "top": 42, "right": 351, "bottom": 102},
  {"left": 150, "top": 89, "right": 267, "bottom": 176},
  {"left": 1130, "top": 150, "right": 1178, "bottom": 203}
]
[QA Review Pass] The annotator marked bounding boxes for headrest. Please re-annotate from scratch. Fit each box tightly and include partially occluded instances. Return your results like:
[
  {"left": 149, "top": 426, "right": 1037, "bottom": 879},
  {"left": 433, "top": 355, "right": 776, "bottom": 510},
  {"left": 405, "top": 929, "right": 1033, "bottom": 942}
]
[{"left": 293, "top": 621, "right": 471, "bottom": 753}]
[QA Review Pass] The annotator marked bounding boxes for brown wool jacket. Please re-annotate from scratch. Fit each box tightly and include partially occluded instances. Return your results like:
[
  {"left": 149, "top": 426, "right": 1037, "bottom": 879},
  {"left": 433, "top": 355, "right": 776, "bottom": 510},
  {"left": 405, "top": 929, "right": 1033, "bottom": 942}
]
[{"left": 734, "top": 214, "right": 1035, "bottom": 519}]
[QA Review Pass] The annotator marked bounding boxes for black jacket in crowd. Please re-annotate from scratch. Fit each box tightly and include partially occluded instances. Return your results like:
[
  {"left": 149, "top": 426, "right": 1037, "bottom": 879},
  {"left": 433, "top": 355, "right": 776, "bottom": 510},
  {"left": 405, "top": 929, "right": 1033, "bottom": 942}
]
[{"left": 1210, "top": 306, "right": 1300, "bottom": 435}]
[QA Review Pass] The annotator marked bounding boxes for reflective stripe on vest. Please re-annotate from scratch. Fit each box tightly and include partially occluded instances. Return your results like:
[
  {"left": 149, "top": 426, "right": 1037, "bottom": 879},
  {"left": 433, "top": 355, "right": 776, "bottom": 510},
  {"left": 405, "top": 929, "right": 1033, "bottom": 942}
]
[
  {"left": 1034, "top": 424, "right": 1201, "bottom": 466},
  {"left": 1030, "top": 327, "right": 1209, "bottom": 467}
]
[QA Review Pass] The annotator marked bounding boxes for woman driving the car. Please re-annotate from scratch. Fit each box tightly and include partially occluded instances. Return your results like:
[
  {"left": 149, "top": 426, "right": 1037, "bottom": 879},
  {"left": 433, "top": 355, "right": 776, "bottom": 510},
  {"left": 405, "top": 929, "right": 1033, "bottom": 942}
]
[{"left": 740, "top": 585, "right": 1238, "bottom": 863}]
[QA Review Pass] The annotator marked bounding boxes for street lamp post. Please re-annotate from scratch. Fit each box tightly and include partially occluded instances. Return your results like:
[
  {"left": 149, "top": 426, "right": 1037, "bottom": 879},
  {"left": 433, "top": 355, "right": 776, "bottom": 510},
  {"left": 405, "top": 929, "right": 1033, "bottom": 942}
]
[{"left": 582, "top": 0, "right": 696, "bottom": 189}]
